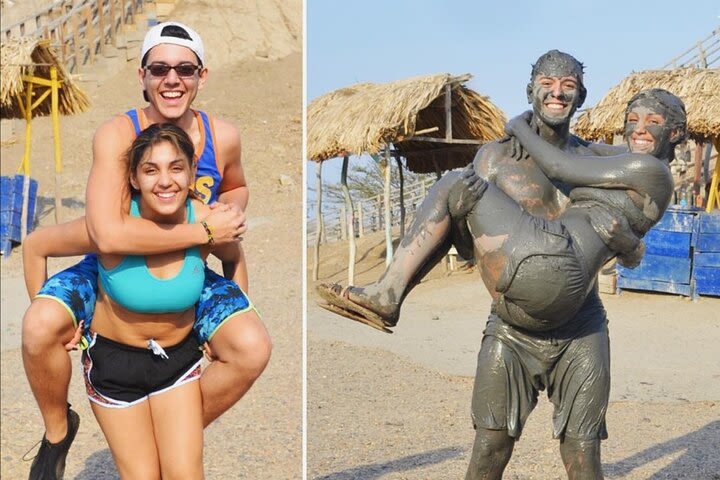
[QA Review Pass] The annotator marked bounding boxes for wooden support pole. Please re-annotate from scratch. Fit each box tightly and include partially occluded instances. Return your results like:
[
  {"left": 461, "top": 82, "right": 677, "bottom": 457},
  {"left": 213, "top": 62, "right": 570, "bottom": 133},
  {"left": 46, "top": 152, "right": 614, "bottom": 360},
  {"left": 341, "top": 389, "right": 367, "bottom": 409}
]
[
  {"left": 341, "top": 155, "right": 356, "bottom": 284},
  {"left": 98, "top": 0, "right": 106, "bottom": 53},
  {"left": 313, "top": 161, "right": 323, "bottom": 281},
  {"left": 51, "top": 67, "right": 62, "bottom": 223},
  {"left": 396, "top": 157, "right": 405, "bottom": 238},
  {"left": 109, "top": 0, "right": 117, "bottom": 45},
  {"left": 71, "top": 13, "right": 81, "bottom": 72},
  {"left": 377, "top": 196, "right": 382, "bottom": 231},
  {"left": 320, "top": 215, "right": 326, "bottom": 244},
  {"left": 85, "top": 5, "right": 95, "bottom": 65},
  {"left": 383, "top": 146, "right": 393, "bottom": 265},
  {"left": 357, "top": 203, "right": 364, "bottom": 238},
  {"left": 130, "top": 0, "right": 136, "bottom": 24},
  {"left": 693, "top": 141, "right": 704, "bottom": 199},
  {"left": 444, "top": 83, "right": 452, "bottom": 140},
  {"left": 58, "top": 21, "right": 67, "bottom": 64},
  {"left": 339, "top": 205, "right": 346, "bottom": 241},
  {"left": 121, "top": 0, "right": 127, "bottom": 32},
  {"left": 706, "top": 139, "right": 720, "bottom": 213}
]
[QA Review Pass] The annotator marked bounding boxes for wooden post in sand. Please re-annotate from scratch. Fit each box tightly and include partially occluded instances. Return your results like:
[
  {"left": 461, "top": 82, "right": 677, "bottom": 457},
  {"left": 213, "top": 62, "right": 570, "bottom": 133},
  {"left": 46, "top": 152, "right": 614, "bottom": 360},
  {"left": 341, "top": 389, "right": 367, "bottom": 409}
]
[
  {"left": 341, "top": 155, "right": 356, "bottom": 284},
  {"left": 313, "top": 161, "right": 323, "bottom": 281},
  {"left": 357, "top": 203, "right": 364, "bottom": 238},
  {"left": 382, "top": 146, "right": 393, "bottom": 265},
  {"left": 396, "top": 156, "right": 405, "bottom": 238}
]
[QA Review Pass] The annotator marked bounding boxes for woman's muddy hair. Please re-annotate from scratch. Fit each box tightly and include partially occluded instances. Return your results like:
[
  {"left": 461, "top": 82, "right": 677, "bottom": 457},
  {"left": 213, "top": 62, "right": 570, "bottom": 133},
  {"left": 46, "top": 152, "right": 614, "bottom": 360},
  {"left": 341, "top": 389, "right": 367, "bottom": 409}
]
[
  {"left": 127, "top": 123, "right": 195, "bottom": 193},
  {"left": 626, "top": 88, "right": 688, "bottom": 146}
]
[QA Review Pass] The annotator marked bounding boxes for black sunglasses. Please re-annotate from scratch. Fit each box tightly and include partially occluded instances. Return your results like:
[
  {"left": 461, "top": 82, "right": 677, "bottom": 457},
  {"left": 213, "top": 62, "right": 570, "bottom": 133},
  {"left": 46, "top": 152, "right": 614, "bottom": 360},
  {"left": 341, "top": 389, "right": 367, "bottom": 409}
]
[{"left": 144, "top": 63, "right": 201, "bottom": 78}]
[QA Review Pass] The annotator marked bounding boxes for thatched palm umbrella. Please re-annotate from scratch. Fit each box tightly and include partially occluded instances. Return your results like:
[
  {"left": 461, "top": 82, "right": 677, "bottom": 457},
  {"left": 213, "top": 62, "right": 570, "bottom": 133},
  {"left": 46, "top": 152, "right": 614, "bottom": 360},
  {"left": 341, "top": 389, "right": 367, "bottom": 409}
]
[
  {"left": 574, "top": 67, "right": 720, "bottom": 211},
  {"left": 1, "top": 37, "right": 90, "bottom": 232},
  {"left": 307, "top": 73, "right": 505, "bottom": 282}
]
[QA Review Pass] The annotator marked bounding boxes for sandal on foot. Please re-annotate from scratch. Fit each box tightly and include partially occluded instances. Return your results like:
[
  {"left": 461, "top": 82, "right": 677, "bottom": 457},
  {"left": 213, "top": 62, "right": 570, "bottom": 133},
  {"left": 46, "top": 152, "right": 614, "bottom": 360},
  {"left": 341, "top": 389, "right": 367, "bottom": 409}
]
[
  {"left": 318, "top": 302, "right": 393, "bottom": 334},
  {"left": 316, "top": 283, "right": 394, "bottom": 329}
]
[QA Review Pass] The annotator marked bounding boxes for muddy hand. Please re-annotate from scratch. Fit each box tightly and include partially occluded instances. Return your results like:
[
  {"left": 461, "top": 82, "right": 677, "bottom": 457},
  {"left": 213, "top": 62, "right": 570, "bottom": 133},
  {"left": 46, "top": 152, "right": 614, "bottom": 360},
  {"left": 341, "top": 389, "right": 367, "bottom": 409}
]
[
  {"left": 505, "top": 110, "right": 533, "bottom": 135},
  {"left": 449, "top": 165, "right": 488, "bottom": 217},
  {"left": 498, "top": 132, "right": 524, "bottom": 160},
  {"left": 504, "top": 111, "right": 534, "bottom": 160},
  {"left": 205, "top": 202, "right": 247, "bottom": 244}
]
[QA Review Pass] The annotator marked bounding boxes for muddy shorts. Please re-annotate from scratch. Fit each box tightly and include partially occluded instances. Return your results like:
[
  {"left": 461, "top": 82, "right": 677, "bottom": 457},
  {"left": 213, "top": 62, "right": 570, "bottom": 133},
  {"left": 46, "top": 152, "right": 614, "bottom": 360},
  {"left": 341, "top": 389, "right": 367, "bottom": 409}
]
[
  {"left": 35, "top": 257, "right": 257, "bottom": 346},
  {"left": 495, "top": 215, "right": 588, "bottom": 331},
  {"left": 470, "top": 292, "right": 610, "bottom": 441},
  {"left": 82, "top": 332, "right": 203, "bottom": 408}
]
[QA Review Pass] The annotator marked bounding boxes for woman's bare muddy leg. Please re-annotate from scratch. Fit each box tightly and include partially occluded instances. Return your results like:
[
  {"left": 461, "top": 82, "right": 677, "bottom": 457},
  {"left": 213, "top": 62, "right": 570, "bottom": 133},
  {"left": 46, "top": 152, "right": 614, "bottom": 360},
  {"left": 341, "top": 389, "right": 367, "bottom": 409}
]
[{"left": 339, "top": 171, "right": 466, "bottom": 324}]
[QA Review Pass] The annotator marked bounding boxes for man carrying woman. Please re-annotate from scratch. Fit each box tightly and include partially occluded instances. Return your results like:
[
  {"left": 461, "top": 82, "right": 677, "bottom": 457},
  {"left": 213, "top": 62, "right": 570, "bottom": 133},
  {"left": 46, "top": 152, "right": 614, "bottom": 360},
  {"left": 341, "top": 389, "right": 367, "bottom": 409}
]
[{"left": 318, "top": 50, "right": 685, "bottom": 479}]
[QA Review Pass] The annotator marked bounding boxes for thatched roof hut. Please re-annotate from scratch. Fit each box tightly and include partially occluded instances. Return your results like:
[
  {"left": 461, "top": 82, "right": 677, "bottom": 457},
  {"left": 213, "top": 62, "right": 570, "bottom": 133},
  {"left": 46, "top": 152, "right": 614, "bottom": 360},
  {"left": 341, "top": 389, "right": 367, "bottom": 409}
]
[
  {"left": 574, "top": 68, "right": 720, "bottom": 143},
  {"left": 307, "top": 73, "right": 506, "bottom": 173},
  {"left": 1, "top": 37, "right": 90, "bottom": 119}
]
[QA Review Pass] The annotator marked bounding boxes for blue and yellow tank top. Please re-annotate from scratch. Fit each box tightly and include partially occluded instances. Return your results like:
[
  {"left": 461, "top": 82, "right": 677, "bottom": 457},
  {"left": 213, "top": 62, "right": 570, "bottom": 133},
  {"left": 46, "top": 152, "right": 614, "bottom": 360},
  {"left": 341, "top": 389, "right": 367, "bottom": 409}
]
[
  {"left": 124, "top": 109, "right": 223, "bottom": 204},
  {"left": 97, "top": 196, "right": 205, "bottom": 313}
]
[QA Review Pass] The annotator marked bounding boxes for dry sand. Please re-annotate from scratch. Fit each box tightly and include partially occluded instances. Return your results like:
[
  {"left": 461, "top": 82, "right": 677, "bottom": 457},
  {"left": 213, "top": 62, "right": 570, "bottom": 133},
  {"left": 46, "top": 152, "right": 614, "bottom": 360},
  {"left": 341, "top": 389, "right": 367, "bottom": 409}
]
[
  {"left": 1, "top": 1, "right": 302, "bottom": 478},
  {"left": 308, "top": 234, "right": 720, "bottom": 479}
]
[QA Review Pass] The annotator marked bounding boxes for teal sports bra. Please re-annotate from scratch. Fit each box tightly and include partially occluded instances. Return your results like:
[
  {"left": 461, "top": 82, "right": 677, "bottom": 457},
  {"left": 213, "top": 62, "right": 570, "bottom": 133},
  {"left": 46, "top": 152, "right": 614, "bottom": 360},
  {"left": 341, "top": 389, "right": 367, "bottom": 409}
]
[{"left": 97, "top": 196, "right": 205, "bottom": 313}]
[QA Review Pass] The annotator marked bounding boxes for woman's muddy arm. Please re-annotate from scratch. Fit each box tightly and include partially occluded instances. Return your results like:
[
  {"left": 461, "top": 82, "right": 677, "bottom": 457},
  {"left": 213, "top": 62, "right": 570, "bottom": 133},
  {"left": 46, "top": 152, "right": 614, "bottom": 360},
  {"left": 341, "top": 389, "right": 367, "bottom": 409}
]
[{"left": 507, "top": 112, "right": 669, "bottom": 201}]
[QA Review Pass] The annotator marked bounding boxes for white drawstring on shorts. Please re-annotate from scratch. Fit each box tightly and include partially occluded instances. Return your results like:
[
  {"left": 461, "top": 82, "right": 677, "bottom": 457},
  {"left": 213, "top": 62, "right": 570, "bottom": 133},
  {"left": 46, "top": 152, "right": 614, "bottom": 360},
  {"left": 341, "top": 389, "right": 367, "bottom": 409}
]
[{"left": 147, "top": 338, "right": 169, "bottom": 359}]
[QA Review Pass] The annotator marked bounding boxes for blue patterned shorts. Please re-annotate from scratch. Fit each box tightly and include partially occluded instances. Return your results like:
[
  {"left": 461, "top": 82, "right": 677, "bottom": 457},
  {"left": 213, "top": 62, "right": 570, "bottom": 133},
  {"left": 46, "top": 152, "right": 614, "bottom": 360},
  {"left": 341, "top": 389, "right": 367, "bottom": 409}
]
[
  {"left": 194, "top": 268, "right": 256, "bottom": 343},
  {"left": 36, "top": 256, "right": 256, "bottom": 347}
]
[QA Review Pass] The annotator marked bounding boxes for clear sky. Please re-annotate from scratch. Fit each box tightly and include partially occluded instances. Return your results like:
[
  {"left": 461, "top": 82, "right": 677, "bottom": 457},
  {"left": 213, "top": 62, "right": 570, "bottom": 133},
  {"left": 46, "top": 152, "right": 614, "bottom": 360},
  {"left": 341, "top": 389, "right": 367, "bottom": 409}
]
[{"left": 306, "top": 0, "right": 720, "bottom": 200}]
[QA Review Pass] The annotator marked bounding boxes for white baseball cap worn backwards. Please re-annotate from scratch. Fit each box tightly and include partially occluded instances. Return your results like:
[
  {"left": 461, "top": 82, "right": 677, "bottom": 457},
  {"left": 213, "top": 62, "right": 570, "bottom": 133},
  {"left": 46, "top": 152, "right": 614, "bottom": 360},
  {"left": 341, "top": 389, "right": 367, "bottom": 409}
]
[{"left": 141, "top": 21, "right": 205, "bottom": 65}]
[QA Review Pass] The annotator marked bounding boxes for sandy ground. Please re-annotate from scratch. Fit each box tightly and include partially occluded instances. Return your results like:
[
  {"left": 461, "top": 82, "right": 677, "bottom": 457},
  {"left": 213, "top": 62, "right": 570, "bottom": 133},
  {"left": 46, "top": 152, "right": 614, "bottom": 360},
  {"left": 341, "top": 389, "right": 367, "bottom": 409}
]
[
  {"left": 307, "top": 234, "right": 720, "bottom": 479},
  {"left": 1, "top": 1, "right": 303, "bottom": 478}
]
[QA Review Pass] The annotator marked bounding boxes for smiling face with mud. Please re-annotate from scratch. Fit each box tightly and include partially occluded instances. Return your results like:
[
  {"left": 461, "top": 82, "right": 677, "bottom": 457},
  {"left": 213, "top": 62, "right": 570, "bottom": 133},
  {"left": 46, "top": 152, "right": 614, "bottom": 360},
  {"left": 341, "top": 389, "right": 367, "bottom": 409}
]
[
  {"left": 624, "top": 88, "right": 687, "bottom": 161},
  {"left": 527, "top": 50, "right": 587, "bottom": 127}
]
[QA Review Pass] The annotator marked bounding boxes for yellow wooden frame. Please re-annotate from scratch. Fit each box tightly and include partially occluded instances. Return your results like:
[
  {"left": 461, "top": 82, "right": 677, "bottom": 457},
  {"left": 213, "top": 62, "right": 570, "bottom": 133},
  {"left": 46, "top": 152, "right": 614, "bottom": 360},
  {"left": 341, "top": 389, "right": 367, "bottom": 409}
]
[
  {"left": 14, "top": 66, "right": 64, "bottom": 234},
  {"left": 706, "top": 138, "right": 720, "bottom": 213}
]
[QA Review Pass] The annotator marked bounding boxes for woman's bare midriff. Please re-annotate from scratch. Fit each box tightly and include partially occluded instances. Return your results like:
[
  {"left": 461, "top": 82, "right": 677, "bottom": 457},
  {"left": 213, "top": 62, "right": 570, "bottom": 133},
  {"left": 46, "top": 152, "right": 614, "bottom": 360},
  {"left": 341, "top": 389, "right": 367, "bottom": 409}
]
[{"left": 91, "top": 289, "right": 195, "bottom": 348}]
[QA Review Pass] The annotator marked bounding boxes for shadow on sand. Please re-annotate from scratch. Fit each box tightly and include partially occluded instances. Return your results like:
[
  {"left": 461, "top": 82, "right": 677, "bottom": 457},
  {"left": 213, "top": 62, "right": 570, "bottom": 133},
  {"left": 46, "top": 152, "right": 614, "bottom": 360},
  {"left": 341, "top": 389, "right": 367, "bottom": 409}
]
[
  {"left": 75, "top": 448, "right": 119, "bottom": 480},
  {"left": 315, "top": 446, "right": 465, "bottom": 480},
  {"left": 35, "top": 195, "right": 86, "bottom": 224},
  {"left": 604, "top": 420, "right": 720, "bottom": 479}
]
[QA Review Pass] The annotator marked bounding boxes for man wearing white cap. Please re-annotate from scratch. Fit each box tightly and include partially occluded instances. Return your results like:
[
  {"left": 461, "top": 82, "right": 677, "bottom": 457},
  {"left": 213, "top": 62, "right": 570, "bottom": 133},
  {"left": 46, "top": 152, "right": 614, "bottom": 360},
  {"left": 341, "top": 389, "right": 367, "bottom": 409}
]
[{"left": 21, "top": 21, "right": 272, "bottom": 479}]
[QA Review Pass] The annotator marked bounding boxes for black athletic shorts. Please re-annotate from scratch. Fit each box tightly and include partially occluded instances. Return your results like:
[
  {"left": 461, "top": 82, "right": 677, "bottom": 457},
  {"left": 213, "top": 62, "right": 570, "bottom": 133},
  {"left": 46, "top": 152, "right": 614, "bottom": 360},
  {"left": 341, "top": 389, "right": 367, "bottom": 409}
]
[{"left": 82, "top": 331, "right": 203, "bottom": 408}]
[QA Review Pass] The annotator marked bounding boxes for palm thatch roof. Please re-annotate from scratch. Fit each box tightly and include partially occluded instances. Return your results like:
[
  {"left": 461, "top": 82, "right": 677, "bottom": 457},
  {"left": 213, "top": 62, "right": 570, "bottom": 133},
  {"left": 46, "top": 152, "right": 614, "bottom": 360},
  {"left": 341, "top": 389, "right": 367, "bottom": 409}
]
[
  {"left": 307, "top": 73, "right": 506, "bottom": 173},
  {"left": 574, "top": 68, "right": 720, "bottom": 143},
  {"left": 1, "top": 37, "right": 90, "bottom": 119}
]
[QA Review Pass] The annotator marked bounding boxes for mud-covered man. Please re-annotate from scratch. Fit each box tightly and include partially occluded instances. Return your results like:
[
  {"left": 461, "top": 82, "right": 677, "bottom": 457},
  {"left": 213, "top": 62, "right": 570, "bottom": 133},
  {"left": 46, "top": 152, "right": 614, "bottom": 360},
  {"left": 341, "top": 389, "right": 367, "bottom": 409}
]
[
  {"left": 319, "top": 50, "right": 624, "bottom": 479},
  {"left": 464, "top": 50, "right": 624, "bottom": 480}
]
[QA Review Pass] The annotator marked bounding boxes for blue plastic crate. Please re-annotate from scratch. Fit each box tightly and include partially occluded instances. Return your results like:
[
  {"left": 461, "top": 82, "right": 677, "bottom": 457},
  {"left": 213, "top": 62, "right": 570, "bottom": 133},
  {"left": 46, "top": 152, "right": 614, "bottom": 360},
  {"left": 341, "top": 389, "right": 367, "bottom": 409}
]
[
  {"left": 616, "top": 276, "right": 694, "bottom": 297},
  {"left": 643, "top": 229, "right": 692, "bottom": 257},
  {"left": 618, "top": 253, "right": 692, "bottom": 284},
  {"left": 617, "top": 207, "right": 698, "bottom": 297},
  {"left": 653, "top": 206, "right": 696, "bottom": 232},
  {"left": 0, "top": 175, "right": 38, "bottom": 256},
  {"left": 693, "top": 212, "right": 720, "bottom": 296}
]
